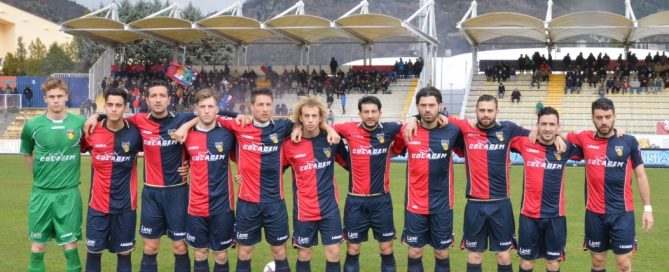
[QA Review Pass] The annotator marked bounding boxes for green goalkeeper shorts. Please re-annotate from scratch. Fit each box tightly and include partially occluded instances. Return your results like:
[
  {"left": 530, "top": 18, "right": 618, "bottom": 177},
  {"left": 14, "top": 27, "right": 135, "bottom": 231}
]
[{"left": 28, "top": 187, "right": 82, "bottom": 244}]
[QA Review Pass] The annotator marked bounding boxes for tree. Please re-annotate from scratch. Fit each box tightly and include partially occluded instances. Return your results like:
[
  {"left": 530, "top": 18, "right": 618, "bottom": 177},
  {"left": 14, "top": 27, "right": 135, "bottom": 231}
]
[
  {"left": 15, "top": 37, "right": 27, "bottom": 75},
  {"left": 43, "top": 43, "right": 74, "bottom": 74},
  {"left": 2, "top": 53, "right": 20, "bottom": 75},
  {"left": 28, "top": 38, "right": 47, "bottom": 60}
]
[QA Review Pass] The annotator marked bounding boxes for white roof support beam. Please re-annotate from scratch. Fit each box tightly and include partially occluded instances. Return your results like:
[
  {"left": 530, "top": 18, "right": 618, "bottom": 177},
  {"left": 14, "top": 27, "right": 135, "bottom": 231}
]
[
  {"left": 82, "top": 3, "right": 119, "bottom": 21},
  {"left": 338, "top": 0, "right": 369, "bottom": 20},
  {"left": 457, "top": 0, "right": 477, "bottom": 29},
  {"left": 146, "top": 3, "right": 181, "bottom": 19},
  {"left": 623, "top": 0, "right": 638, "bottom": 44},
  {"left": 271, "top": 0, "right": 305, "bottom": 20},
  {"left": 404, "top": 0, "right": 438, "bottom": 45},
  {"left": 545, "top": 0, "right": 553, "bottom": 44},
  {"left": 208, "top": 0, "right": 245, "bottom": 18}
]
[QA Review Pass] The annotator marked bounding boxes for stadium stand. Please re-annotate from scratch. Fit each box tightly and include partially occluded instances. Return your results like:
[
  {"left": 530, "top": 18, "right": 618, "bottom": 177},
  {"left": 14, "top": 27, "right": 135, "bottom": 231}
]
[{"left": 464, "top": 73, "right": 669, "bottom": 134}]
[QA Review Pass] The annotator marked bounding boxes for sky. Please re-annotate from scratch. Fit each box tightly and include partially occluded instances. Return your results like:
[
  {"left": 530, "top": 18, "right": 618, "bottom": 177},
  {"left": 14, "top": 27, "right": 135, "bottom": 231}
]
[{"left": 74, "top": 0, "right": 238, "bottom": 14}]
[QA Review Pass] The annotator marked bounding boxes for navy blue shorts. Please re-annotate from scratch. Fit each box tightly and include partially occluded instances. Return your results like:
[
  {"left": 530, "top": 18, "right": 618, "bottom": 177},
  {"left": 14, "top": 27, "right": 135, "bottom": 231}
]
[
  {"left": 343, "top": 194, "right": 396, "bottom": 243},
  {"left": 139, "top": 184, "right": 189, "bottom": 240},
  {"left": 234, "top": 199, "right": 289, "bottom": 246},
  {"left": 584, "top": 210, "right": 636, "bottom": 255},
  {"left": 186, "top": 211, "right": 235, "bottom": 251},
  {"left": 293, "top": 211, "right": 343, "bottom": 248},
  {"left": 86, "top": 207, "right": 136, "bottom": 254},
  {"left": 402, "top": 209, "right": 454, "bottom": 250},
  {"left": 517, "top": 215, "right": 566, "bottom": 261},
  {"left": 461, "top": 198, "right": 516, "bottom": 252}
]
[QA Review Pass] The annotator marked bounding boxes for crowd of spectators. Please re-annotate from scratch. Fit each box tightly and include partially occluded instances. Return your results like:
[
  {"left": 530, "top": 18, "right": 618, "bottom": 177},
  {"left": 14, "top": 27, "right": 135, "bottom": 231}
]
[
  {"left": 563, "top": 51, "right": 667, "bottom": 95},
  {"left": 393, "top": 57, "right": 424, "bottom": 78}
]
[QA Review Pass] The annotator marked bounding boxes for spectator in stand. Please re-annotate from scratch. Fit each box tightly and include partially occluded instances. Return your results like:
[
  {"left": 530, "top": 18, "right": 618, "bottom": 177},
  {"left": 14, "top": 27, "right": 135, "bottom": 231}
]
[
  {"left": 518, "top": 55, "right": 525, "bottom": 74},
  {"left": 398, "top": 59, "right": 405, "bottom": 79},
  {"left": 498, "top": 82, "right": 506, "bottom": 99},
  {"left": 535, "top": 101, "right": 544, "bottom": 114},
  {"left": 23, "top": 86, "right": 33, "bottom": 107},
  {"left": 511, "top": 88, "right": 521, "bottom": 103},
  {"left": 327, "top": 93, "right": 334, "bottom": 109},
  {"left": 531, "top": 70, "right": 541, "bottom": 89},
  {"left": 598, "top": 81, "right": 606, "bottom": 98},
  {"left": 562, "top": 53, "right": 572, "bottom": 70},
  {"left": 330, "top": 57, "right": 338, "bottom": 76},
  {"left": 655, "top": 76, "right": 663, "bottom": 93},
  {"left": 327, "top": 110, "right": 334, "bottom": 125},
  {"left": 621, "top": 79, "right": 629, "bottom": 95},
  {"left": 606, "top": 77, "right": 615, "bottom": 94},
  {"left": 341, "top": 93, "right": 347, "bottom": 114}
]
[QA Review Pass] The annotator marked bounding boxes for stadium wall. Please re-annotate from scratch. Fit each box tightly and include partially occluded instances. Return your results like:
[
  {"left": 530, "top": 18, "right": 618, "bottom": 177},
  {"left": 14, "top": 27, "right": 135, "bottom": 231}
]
[{"left": 16, "top": 76, "right": 88, "bottom": 108}]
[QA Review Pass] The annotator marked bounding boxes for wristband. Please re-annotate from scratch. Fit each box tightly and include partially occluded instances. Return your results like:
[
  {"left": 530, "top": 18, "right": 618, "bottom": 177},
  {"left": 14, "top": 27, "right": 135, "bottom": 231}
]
[{"left": 644, "top": 205, "right": 652, "bottom": 213}]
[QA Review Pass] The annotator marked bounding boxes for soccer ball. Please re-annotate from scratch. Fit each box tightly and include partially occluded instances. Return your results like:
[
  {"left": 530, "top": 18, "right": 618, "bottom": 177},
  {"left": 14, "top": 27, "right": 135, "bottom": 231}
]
[{"left": 263, "top": 261, "right": 276, "bottom": 272}]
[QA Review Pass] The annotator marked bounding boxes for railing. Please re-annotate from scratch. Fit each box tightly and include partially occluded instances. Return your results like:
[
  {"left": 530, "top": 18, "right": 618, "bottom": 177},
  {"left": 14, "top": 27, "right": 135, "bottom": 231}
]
[
  {"left": 0, "top": 94, "right": 22, "bottom": 110},
  {"left": 88, "top": 48, "right": 114, "bottom": 100}
]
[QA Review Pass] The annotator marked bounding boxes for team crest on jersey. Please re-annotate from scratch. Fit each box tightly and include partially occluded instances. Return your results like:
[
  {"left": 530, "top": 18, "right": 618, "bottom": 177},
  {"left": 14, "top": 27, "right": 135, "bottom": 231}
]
[
  {"left": 615, "top": 146, "right": 624, "bottom": 157},
  {"left": 441, "top": 139, "right": 450, "bottom": 151},
  {"left": 269, "top": 133, "right": 279, "bottom": 144},
  {"left": 168, "top": 129, "right": 176, "bottom": 139},
  {"left": 323, "top": 148, "right": 331, "bottom": 158},
  {"left": 376, "top": 133, "right": 385, "bottom": 144},
  {"left": 67, "top": 129, "right": 75, "bottom": 140},
  {"left": 555, "top": 151, "right": 562, "bottom": 161},
  {"left": 122, "top": 142, "right": 130, "bottom": 153},
  {"left": 495, "top": 131, "right": 504, "bottom": 142},
  {"left": 215, "top": 142, "right": 224, "bottom": 153}
]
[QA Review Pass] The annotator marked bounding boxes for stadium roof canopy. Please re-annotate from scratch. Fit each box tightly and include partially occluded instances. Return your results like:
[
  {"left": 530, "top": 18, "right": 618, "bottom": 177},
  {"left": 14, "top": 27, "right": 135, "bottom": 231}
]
[
  {"left": 457, "top": 0, "right": 669, "bottom": 46},
  {"left": 61, "top": 0, "right": 437, "bottom": 47}
]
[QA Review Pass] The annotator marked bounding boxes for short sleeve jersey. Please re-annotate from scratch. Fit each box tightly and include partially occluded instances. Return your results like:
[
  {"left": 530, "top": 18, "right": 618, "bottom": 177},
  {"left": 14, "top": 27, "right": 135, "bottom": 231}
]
[
  {"left": 567, "top": 131, "right": 643, "bottom": 214},
  {"left": 333, "top": 122, "right": 402, "bottom": 195},
  {"left": 217, "top": 117, "right": 294, "bottom": 203},
  {"left": 82, "top": 120, "right": 142, "bottom": 214},
  {"left": 510, "top": 136, "right": 582, "bottom": 218},
  {"left": 20, "top": 113, "right": 85, "bottom": 190},
  {"left": 449, "top": 118, "right": 528, "bottom": 199},
  {"left": 392, "top": 123, "right": 464, "bottom": 215},
  {"left": 184, "top": 125, "right": 236, "bottom": 216}
]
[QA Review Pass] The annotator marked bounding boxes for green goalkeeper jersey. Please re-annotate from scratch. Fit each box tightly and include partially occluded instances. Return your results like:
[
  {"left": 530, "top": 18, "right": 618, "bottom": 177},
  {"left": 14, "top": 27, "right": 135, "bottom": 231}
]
[{"left": 20, "top": 112, "right": 85, "bottom": 190}]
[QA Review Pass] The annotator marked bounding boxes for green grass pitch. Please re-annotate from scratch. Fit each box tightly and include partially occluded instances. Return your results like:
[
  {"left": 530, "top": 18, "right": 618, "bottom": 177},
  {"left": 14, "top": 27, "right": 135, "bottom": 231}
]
[{"left": 0, "top": 154, "right": 667, "bottom": 271}]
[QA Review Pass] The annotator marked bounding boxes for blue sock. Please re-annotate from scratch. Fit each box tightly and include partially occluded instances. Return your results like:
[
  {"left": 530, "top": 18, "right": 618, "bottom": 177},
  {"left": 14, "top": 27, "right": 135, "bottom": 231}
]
[
  {"left": 467, "top": 263, "right": 482, "bottom": 272},
  {"left": 275, "top": 258, "right": 290, "bottom": 272},
  {"left": 498, "top": 264, "right": 512, "bottom": 272},
  {"left": 435, "top": 258, "right": 450, "bottom": 272},
  {"left": 325, "top": 260, "right": 340, "bottom": 272},
  {"left": 380, "top": 253, "right": 396, "bottom": 272},
  {"left": 117, "top": 254, "right": 132, "bottom": 272},
  {"left": 194, "top": 259, "right": 209, "bottom": 272},
  {"left": 174, "top": 253, "right": 190, "bottom": 272},
  {"left": 344, "top": 253, "right": 359, "bottom": 272},
  {"left": 140, "top": 253, "right": 158, "bottom": 272},
  {"left": 236, "top": 259, "right": 251, "bottom": 272},
  {"left": 407, "top": 257, "right": 423, "bottom": 272},
  {"left": 213, "top": 261, "right": 229, "bottom": 272},
  {"left": 86, "top": 252, "right": 102, "bottom": 272},
  {"left": 296, "top": 260, "right": 311, "bottom": 272}
]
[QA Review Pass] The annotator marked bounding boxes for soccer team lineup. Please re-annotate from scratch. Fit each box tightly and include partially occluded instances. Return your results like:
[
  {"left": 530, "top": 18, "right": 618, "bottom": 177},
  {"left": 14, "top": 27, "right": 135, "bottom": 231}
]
[{"left": 19, "top": 76, "right": 654, "bottom": 272}]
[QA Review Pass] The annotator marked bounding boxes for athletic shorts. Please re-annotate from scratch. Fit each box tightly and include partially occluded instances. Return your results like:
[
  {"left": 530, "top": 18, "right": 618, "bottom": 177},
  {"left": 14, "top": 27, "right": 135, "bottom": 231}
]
[
  {"left": 234, "top": 199, "right": 289, "bottom": 246},
  {"left": 343, "top": 194, "right": 396, "bottom": 243},
  {"left": 28, "top": 187, "right": 82, "bottom": 244},
  {"left": 517, "top": 215, "right": 566, "bottom": 261},
  {"left": 293, "top": 211, "right": 343, "bottom": 248},
  {"left": 186, "top": 211, "right": 235, "bottom": 251},
  {"left": 86, "top": 207, "right": 136, "bottom": 254},
  {"left": 461, "top": 198, "right": 516, "bottom": 253},
  {"left": 402, "top": 210, "right": 454, "bottom": 250},
  {"left": 584, "top": 210, "right": 636, "bottom": 255},
  {"left": 139, "top": 184, "right": 189, "bottom": 241}
]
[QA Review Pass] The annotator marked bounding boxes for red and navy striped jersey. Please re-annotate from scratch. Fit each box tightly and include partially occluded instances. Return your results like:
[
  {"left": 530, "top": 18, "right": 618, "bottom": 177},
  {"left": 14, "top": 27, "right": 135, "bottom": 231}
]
[
  {"left": 449, "top": 118, "right": 528, "bottom": 200},
  {"left": 82, "top": 120, "right": 142, "bottom": 214},
  {"left": 510, "top": 136, "right": 582, "bottom": 218},
  {"left": 217, "top": 117, "right": 294, "bottom": 203},
  {"left": 184, "top": 125, "right": 236, "bottom": 217},
  {"left": 282, "top": 133, "right": 346, "bottom": 221},
  {"left": 333, "top": 122, "right": 402, "bottom": 195},
  {"left": 567, "top": 131, "right": 643, "bottom": 214},
  {"left": 127, "top": 112, "right": 196, "bottom": 187},
  {"left": 391, "top": 123, "right": 464, "bottom": 215}
]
